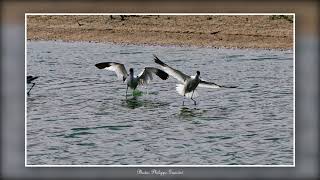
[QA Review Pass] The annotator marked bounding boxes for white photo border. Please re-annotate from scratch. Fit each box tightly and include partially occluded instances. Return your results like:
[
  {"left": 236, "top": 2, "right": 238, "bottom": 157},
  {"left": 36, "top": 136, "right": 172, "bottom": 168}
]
[{"left": 25, "top": 13, "right": 295, "bottom": 167}]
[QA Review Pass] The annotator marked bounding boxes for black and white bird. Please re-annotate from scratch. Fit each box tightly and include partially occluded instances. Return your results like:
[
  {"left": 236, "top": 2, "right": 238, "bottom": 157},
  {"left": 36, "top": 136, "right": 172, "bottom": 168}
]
[
  {"left": 95, "top": 62, "right": 169, "bottom": 98},
  {"left": 27, "top": 76, "right": 39, "bottom": 95},
  {"left": 154, "top": 55, "right": 237, "bottom": 105}
]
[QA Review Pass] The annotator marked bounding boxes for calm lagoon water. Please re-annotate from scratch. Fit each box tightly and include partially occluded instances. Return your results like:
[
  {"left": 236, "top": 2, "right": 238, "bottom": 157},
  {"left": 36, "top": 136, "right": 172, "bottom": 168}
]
[{"left": 26, "top": 41, "right": 293, "bottom": 165}]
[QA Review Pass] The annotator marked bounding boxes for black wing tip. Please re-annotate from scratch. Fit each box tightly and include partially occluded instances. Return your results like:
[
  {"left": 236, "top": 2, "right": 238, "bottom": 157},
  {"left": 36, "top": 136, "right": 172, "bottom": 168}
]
[
  {"left": 27, "top": 75, "right": 38, "bottom": 79},
  {"left": 95, "top": 62, "right": 111, "bottom": 69},
  {"left": 221, "top": 85, "right": 238, "bottom": 88},
  {"left": 27, "top": 76, "right": 39, "bottom": 83},
  {"left": 27, "top": 76, "right": 39, "bottom": 80},
  {"left": 153, "top": 55, "right": 166, "bottom": 66},
  {"left": 156, "top": 69, "right": 169, "bottom": 80},
  {"left": 200, "top": 80, "right": 237, "bottom": 89}
]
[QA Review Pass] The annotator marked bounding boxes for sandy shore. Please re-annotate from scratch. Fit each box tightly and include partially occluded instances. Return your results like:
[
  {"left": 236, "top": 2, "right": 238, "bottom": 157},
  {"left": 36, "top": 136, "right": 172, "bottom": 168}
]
[{"left": 27, "top": 15, "right": 293, "bottom": 49}]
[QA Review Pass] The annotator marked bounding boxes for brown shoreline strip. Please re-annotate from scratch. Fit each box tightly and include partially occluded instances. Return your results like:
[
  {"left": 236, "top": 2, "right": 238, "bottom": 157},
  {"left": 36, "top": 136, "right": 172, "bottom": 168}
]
[{"left": 27, "top": 15, "right": 293, "bottom": 50}]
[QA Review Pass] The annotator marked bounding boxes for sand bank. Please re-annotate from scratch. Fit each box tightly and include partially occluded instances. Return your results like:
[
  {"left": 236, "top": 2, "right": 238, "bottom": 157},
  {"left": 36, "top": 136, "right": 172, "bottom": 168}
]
[{"left": 27, "top": 15, "right": 293, "bottom": 49}]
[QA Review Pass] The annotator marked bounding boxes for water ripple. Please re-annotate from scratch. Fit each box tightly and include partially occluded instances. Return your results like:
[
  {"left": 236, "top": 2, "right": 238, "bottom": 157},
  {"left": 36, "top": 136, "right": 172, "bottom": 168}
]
[{"left": 27, "top": 41, "right": 293, "bottom": 165}]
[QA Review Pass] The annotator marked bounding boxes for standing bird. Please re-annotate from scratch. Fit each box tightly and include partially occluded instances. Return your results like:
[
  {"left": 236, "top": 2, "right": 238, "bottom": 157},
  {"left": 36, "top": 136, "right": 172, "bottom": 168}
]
[
  {"left": 27, "top": 76, "right": 39, "bottom": 95},
  {"left": 153, "top": 55, "right": 237, "bottom": 105},
  {"left": 95, "top": 62, "right": 169, "bottom": 99}
]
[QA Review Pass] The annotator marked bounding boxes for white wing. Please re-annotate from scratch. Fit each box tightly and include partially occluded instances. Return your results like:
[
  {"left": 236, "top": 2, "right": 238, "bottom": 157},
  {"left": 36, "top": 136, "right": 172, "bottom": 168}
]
[
  {"left": 95, "top": 62, "right": 128, "bottom": 81},
  {"left": 199, "top": 79, "right": 237, "bottom": 89},
  {"left": 138, "top": 67, "right": 169, "bottom": 86},
  {"left": 154, "top": 55, "right": 190, "bottom": 83}
]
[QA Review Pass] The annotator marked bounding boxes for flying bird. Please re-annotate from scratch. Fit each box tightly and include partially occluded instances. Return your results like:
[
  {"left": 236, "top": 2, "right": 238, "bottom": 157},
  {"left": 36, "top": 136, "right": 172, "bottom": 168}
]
[
  {"left": 95, "top": 62, "right": 169, "bottom": 98},
  {"left": 153, "top": 55, "right": 237, "bottom": 105},
  {"left": 27, "top": 76, "right": 39, "bottom": 95}
]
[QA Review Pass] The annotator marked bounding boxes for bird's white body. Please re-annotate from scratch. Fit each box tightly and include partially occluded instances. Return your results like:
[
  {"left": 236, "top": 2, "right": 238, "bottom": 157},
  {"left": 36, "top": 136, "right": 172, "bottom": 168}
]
[
  {"left": 127, "top": 72, "right": 139, "bottom": 90},
  {"left": 176, "top": 75, "right": 200, "bottom": 98}
]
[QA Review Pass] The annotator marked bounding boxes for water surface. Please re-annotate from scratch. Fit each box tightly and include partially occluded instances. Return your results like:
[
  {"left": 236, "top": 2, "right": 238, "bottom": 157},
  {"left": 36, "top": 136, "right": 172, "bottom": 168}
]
[{"left": 27, "top": 41, "right": 293, "bottom": 165}]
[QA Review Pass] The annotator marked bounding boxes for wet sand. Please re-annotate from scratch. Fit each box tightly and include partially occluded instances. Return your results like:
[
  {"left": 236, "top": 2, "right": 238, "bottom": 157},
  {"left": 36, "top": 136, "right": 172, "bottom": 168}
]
[{"left": 27, "top": 15, "right": 293, "bottom": 49}]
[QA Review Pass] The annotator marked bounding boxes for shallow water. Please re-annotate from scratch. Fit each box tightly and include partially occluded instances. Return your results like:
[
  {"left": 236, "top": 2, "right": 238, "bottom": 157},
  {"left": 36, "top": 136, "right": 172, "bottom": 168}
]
[{"left": 26, "top": 41, "right": 293, "bottom": 165}]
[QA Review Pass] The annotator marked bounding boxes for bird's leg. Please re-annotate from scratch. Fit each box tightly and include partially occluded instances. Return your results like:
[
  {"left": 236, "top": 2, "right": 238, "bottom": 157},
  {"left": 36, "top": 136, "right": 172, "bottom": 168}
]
[
  {"left": 191, "top": 90, "right": 197, "bottom": 105},
  {"left": 182, "top": 94, "right": 185, "bottom": 106},
  {"left": 125, "top": 85, "right": 128, "bottom": 99},
  {"left": 27, "top": 83, "right": 35, "bottom": 95}
]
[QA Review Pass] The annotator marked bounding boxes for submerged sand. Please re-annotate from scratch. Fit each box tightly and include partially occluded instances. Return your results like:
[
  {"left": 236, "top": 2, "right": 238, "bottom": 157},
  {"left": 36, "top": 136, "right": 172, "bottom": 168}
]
[{"left": 27, "top": 15, "right": 293, "bottom": 49}]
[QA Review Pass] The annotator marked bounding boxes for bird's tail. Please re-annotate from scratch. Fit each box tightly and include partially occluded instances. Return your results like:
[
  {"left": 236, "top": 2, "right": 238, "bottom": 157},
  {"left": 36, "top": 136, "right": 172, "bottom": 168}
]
[{"left": 176, "top": 84, "right": 198, "bottom": 98}]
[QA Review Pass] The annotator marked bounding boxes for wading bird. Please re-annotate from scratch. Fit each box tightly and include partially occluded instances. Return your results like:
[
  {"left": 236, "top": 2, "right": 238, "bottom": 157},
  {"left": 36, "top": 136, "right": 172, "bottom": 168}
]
[
  {"left": 27, "top": 76, "right": 39, "bottom": 95},
  {"left": 154, "top": 55, "right": 237, "bottom": 105},
  {"left": 95, "top": 62, "right": 169, "bottom": 99}
]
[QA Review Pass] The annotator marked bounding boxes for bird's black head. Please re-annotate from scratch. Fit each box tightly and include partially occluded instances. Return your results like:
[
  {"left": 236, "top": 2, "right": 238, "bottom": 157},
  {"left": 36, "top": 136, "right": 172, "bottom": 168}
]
[
  {"left": 129, "top": 68, "right": 134, "bottom": 73},
  {"left": 196, "top": 71, "right": 200, "bottom": 76}
]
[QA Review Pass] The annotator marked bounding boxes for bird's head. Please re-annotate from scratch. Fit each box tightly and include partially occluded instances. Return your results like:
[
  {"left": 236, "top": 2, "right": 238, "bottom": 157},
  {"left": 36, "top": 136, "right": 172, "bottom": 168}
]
[
  {"left": 129, "top": 68, "right": 134, "bottom": 74},
  {"left": 196, "top": 71, "right": 200, "bottom": 77},
  {"left": 193, "top": 71, "right": 200, "bottom": 79}
]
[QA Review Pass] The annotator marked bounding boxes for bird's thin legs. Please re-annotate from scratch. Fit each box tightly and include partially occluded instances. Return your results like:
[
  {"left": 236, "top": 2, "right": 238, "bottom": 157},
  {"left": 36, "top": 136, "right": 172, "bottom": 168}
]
[
  {"left": 125, "top": 85, "right": 128, "bottom": 99},
  {"left": 191, "top": 90, "right": 197, "bottom": 105},
  {"left": 27, "top": 83, "right": 35, "bottom": 95},
  {"left": 182, "top": 94, "right": 186, "bottom": 106}
]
